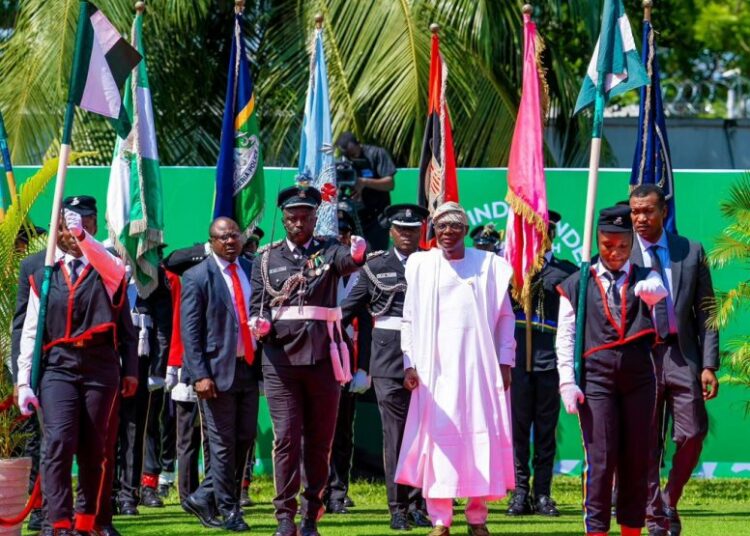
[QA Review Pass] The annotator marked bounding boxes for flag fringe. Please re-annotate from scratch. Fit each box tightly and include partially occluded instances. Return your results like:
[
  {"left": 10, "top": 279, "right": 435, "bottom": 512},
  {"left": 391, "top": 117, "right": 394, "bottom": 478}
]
[
  {"left": 534, "top": 32, "right": 550, "bottom": 124},
  {"left": 505, "top": 189, "right": 550, "bottom": 304}
]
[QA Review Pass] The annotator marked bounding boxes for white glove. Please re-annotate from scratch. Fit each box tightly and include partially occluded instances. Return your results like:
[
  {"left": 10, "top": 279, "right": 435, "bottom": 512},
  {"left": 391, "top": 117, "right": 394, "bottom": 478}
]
[
  {"left": 249, "top": 316, "right": 271, "bottom": 338},
  {"left": 634, "top": 276, "right": 669, "bottom": 307},
  {"left": 350, "top": 235, "right": 366, "bottom": 262},
  {"left": 147, "top": 376, "right": 165, "bottom": 392},
  {"left": 349, "top": 369, "right": 371, "bottom": 394},
  {"left": 560, "top": 383, "right": 585, "bottom": 414},
  {"left": 171, "top": 382, "right": 197, "bottom": 403},
  {"left": 17, "top": 386, "right": 39, "bottom": 416},
  {"left": 63, "top": 209, "right": 84, "bottom": 238},
  {"left": 165, "top": 366, "right": 179, "bottom": 391}
]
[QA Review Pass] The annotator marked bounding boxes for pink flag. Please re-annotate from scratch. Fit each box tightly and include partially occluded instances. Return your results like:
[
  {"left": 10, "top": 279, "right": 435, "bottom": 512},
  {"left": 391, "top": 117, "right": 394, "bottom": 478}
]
[{"left": 504, "top": 12, "right": 549, "bottom": 303}]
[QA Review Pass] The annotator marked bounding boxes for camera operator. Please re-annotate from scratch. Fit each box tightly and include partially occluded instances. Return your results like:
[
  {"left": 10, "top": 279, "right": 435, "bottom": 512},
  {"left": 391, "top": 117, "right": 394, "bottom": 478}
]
[{"left": 335, "top": 132, "right": 396, "bottom": 251}]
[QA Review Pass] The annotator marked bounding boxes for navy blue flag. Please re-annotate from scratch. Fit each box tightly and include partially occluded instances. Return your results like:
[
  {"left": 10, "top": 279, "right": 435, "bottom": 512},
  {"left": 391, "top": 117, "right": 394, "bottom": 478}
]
[{"left": 630, "top": 20, "right": 676, "bottom": 234}]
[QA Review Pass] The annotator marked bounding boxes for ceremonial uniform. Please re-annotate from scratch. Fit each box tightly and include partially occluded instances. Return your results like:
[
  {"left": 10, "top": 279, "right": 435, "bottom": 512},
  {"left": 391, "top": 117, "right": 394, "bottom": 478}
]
[
  {"left": 249, "top": 185, "right": 365, "bottom": 534},
  {"left": 556, "top": 206, "right": 667, "bottom": 536},
  {"left": 17, "top": 203, "right": 137, "bottom": 533}
]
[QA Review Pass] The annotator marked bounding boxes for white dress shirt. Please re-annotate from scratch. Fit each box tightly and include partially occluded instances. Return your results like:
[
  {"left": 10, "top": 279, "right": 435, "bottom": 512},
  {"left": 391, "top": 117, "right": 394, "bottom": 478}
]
[{"left": 211, "top": 252, "right": 252, "bottom": 357}]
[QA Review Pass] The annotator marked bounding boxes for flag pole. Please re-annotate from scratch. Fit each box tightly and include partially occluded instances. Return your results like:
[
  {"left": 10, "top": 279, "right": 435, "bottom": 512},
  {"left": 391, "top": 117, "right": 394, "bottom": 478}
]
[
  {"left": 573, "top": 76, "right": 606, "bottom": 385},
  {"left": 643, "top": 0, "right": 652, "bottom": 22},
  {"left": 522, "top": 3, "right": 535, "bottom": 374},
  {"left": 0, "top": 110, "right": 18, "bottom": 219},
  {"left": 30, "top": 1, "right": 90, "bottom": 391}
]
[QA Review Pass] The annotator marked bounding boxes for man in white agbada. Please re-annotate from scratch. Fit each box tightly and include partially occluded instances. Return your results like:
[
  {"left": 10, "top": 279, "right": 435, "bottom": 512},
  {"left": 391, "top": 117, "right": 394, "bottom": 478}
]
[{"left": 395, "top": 202, "right": 516, "bottom": 536}]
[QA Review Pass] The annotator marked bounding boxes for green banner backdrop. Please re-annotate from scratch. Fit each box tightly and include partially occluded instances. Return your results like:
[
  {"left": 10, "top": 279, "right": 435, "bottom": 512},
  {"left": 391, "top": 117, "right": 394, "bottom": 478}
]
[{"left": 16, "top": 166, "right": 750, "bottom": 478}]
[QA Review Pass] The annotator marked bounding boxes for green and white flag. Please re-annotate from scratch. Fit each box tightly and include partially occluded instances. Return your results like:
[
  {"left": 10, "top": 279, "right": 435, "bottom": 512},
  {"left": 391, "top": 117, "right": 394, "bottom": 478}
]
[
  {"left": 107, "top": 7, "right": 163, "bottom": 298},
  {"left": 574, "top": 0, "right": 649, "bottom": 114},
  {"left": 70, "top": 2, "right": 142, "bottom": 137}
]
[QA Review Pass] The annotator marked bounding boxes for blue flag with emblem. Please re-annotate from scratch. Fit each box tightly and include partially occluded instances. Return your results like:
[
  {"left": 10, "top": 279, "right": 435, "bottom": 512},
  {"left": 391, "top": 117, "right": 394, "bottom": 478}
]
[
  {"left": 299, "top": 24, "right": 337, "bottom": 237},
  {"left": 630, "top": 20, "right": 676, "bottom": 234}
]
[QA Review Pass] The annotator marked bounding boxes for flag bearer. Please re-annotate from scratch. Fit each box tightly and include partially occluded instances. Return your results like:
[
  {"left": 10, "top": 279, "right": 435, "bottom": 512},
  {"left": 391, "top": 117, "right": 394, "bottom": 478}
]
[
  {"left": 16, "top": 197, "right": 138, "bottom": 534},
  {"left": 555, "top": 205, "right": 667, "bottom": 536}
]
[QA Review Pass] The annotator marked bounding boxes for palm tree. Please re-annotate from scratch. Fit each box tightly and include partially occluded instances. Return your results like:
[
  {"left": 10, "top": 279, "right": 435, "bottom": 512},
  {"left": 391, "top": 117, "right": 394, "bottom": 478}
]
[
  {"left": 0, "top": 0, "right": 598, "bottom": 167},
  {"left": 708, "top": 174, "right": 750, "bottom": 393}
]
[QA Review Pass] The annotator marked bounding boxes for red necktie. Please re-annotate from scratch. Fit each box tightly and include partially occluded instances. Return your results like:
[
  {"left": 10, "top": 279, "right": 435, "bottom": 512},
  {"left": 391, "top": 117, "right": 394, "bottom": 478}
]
[{"left": 228, "top": 264, "right": 255, "bottom": 365}]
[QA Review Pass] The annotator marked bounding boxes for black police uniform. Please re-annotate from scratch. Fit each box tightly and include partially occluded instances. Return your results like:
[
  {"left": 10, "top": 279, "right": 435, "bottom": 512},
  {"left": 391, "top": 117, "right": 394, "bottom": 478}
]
[
  {"left": 28, "top": 236, "right": 137, "bottom": 532},
  {"left": 340, "top": 204, "right": 429, "bottom": 526},
  {"left": 510, "top": 255, "right": 576, "bottom": 511},
  {"left": 250, "top": 186, "right": 364, "bottom": 530},
  {"left": 115, "top": 266, "right": 172, "bottom": 511}
]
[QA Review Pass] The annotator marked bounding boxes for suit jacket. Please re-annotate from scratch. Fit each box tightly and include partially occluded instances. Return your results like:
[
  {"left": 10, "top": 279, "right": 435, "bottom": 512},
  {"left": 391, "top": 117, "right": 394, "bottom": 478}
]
[
  {"left": 630, "top": 232, "right": 720, "bottom": 371},
  {"left": 11, "top": 250, "right": 45, "bottom": 382},
  {"left": 341, "top": 248, "right": 407, "bottom": 379},
  {"left": 181, "top": 255, "right": 256, "bottom": 392}
]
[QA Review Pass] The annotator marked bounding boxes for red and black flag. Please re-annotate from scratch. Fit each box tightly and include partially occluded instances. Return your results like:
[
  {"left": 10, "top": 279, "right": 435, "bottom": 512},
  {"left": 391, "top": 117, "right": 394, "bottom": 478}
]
[{"left": 418, "top": 29, "right": 458, "bottom": 248}]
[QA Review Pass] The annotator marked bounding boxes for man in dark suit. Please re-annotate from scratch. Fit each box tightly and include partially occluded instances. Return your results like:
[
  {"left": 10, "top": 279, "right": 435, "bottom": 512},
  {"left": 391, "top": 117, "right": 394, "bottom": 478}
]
[
  {"left": 249, "top": 184, "right": 366, "bottom": 536},
  {"left": 341, "top": 204, "right": 431, "bottom": 531},
  {"left": 508, "top": 211, "right": 577, "bottom": 518},
  {"left": 181, "top": 217, "right": 260, "bottom": 532},
  {"left": 629, "top": 185, "right": 720, "bottom": 536}
]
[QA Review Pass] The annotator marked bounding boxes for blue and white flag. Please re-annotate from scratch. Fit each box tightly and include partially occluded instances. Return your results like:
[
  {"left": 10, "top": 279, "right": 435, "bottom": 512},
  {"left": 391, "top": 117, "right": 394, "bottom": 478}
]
[
  {"left": 299, "top": 27, "right": 337, "bottom": 237},
  {"left": 630, "top": 20, "right": 676, "bottom": 234}
]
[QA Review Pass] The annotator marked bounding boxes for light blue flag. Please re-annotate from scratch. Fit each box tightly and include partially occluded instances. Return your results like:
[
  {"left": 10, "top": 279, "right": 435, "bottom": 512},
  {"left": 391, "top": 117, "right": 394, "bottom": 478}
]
[{"left": 299, "top": 27, "right": 337, "bottom": 237}]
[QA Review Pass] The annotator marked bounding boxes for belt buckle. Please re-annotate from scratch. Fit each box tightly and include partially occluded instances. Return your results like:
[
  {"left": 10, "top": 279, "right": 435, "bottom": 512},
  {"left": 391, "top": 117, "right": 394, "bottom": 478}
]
[{"left": 72, "top": 340, "right": 85, "bottom": 348}]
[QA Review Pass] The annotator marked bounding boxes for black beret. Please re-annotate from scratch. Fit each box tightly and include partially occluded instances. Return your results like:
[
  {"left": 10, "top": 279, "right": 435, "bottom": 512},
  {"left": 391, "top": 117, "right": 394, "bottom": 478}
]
[
  {"left": 63, "top": 195, "right": 97, "bottom": 216},
  {"left": 598, "top": 205, "right": 633, "bottom": 233},
  {"left": 548, "top": 210, "right": 562, "bottom": 224}
]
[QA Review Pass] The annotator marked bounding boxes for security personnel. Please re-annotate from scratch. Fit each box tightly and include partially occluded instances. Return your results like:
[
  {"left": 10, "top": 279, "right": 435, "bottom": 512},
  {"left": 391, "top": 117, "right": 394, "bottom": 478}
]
[
  {"left": 324, "top": 205, "right": 372, "bottom": 515},
  {"left": 470, "top": 223, "right": 503, "bottom": 253},
  {"left": 507, "top": 210, "right": 576, "bottom": 517},
  {"left": 16, "top": 197, "right": 138, "bottom": 535},
  {"left": 249, "top": 183, "right": 366, "bottom": 536},
  {"left": 340, "top": 204, "right": 432, "bottom": 531},
  {"left": 242, "top": 227, "right": 265, "bottom": 259}
]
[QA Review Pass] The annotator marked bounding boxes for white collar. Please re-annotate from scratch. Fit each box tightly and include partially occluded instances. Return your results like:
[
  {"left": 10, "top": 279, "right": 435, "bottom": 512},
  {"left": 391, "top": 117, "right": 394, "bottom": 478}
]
[
  {"left": 392, "top": 248, "right": 408, "bottom": 263},
  {"left": 212, "top": 251, "right": 239, "bottom": 272},
  {"left": 544, "top": 251, "right": 553, "bottom": 264},
  {"left": 63, "top": 252, "right": 89, "bottom": 267},
  {"left": 595, "top": 260, "right": 630, "bottom": 277},
  {"left": 286, "top": 237, "right": 313, "bottom": 252},
  {"left": 637, "top": 231, "right": 668, "bottom": 251}
]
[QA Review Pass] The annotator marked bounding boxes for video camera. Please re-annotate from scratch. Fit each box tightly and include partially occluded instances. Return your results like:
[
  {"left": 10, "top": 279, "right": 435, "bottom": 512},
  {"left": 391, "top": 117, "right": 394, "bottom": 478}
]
[{"left": 335, "top": 157, "right": 370, "bottom": 200}]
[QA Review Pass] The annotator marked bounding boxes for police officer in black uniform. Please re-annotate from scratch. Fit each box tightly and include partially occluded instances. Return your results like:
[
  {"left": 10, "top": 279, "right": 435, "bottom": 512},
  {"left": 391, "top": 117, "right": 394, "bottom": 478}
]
[
  {"left": 15, "top": 197, "right": 138, "bottom": 535},
  {"left": 470, "top": 223, "right": 503, "bottom": 253},
  {"left": 249, "top": 183, "right": 366, "bottom": 536},
  {"left": 340, "top": 204, "right": 432, "bottom": 531},
  {"left": 507, "top": 210, "right": 576, "bottom": 518}
]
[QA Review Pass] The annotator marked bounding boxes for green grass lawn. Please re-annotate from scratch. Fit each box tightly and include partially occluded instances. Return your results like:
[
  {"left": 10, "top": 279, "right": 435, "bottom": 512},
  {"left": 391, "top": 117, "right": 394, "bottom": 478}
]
[
  {"left": 24, "top": 477, "right": 750, "bottom": 536},
  {"left": 23, "top": 477, "right": 750, "bottom": 535}
]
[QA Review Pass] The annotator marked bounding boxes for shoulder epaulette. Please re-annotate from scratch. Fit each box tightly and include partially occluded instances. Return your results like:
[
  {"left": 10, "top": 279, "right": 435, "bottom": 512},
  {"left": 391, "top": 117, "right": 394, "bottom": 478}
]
[
  {"left": 367, "top": 250, "right": 386, "bottom": 260},
  {"left": 258, "top": 239, "right": 283, "bottom": 254}
]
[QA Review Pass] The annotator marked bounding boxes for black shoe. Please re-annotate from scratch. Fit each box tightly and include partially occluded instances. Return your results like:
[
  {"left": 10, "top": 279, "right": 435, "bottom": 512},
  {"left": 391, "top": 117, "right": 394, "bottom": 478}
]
[
  {"left": 222, "top": 510, "right": 250, "bottom": 532},
  {"left": 534, "top": 495, "right": 560, "bottom": 517},
  {"left": 181, "top": 495, "right": 223, "bottom": 528},
  {"left": 300, "top": 519, "right": 320, "bottom": 536},
  {"left": 27, "top": 508, "right": 44, "bottom": 530},
  {"left": 326, "top": 500, "right": 349, "bottom": 514},
  {"left": 240, "top": 487, "right": 255, "bottom": 507},
  {"left": 390, "top": 512, "right": 411, "bottom": 530},
  {"left": 273, "top": 518, "right": 297, "bottom": 536},
  {"left": 140, "top": 486, "right": 164, "bottom": 508},
  {"left": 408, "top": 509, "right": 432, "bottom": 528},
  {"left": 664, "top": 505, "right": 681, "bottom": 536},
  {"left": 506, "top": 492, "right": 533, "bottom": 516},
  {"left": 117, "top": 501, "right": 139, "bottom": 516},
  {"left": 93, "top": 525, "right": 122, "bottom": 536},
  {"left": 157, "top": 483, "right": 172, "bottom": 498},
  {"left": 40, "top": 529, "right": 55, "bottom": 536},
  {"left": 343, "top": 495, "right": 355, "bottom": 508}
]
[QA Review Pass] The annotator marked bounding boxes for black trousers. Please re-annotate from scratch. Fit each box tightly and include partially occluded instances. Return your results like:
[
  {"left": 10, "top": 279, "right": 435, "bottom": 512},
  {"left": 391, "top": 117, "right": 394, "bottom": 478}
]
[
  {"left": 116, "top": 357, "right": 150, "bottom": 505},
  {"left": 646, "top": 343, "right": 709, "bottom": 533},
  {"left": 97, "top": 393, "right": 120, "bottom": 528},
  {"left": 144, "top": 389, "right": 177, "bottom": 476},
  {"left": 372, "top": 377, "right": 424, "bottom": 515},
  {"left": 326, "top": 389, "right": 356, "bottom": 503},
  {"left": 510, "top": 367, "right": 560, "bottom": 497},
  {"left": 579, "top": 342, "right": 656, "bottom": 534},
  {"left": 39, "top": 346, "right": 120, "bottom": 530},
  {"left": 193, "top": 361, "right": 259, "bottom": 514},
  {"left": 175, "top": 398, "right": 211, "bottom": 502},
  {"left": 264, "top": 358, "right": 341, "bottom": 522}
]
